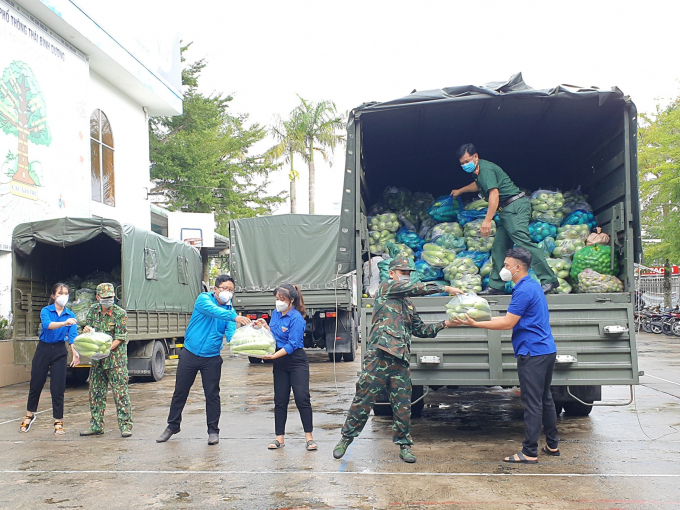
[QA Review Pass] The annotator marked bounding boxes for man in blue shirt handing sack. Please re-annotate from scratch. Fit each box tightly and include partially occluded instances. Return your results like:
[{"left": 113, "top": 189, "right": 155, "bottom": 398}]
[
  {"left": 156, "top": 275, "right": 251, "bottom": 445},
  {"left": 453, "top": 247, "right": 560, "bottom": 464}
]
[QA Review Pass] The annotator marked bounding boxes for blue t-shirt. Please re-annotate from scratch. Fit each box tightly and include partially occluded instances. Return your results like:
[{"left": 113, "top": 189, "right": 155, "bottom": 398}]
[
  {"left": 506, "top": 276, "right": 556, "bottom": 357},
  {"left": 183, "top": 293, "right": 237, "bottom": 358},
  {"left": 269, "top": 308, "right": 306, "bottom": 355},
  {"left": 39, "top": 304, "right": 77, "bottom": 344}
]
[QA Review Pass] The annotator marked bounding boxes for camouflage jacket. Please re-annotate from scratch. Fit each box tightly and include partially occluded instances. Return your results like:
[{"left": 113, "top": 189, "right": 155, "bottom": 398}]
[
  {"left": 85, "top": 303, "right": 128, "bottom": 344},
  {"left": 368, "top": 280, "right": 446, "bottom": 363}
]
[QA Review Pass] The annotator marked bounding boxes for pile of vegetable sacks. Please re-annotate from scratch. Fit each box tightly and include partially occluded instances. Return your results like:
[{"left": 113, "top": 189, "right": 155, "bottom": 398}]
[
  {"left": 445, "top": 293, "right": 492, "bottom": 322},
  {"left": 230, "top": 325, "right": 276, "bottom": 357},
  {"left": 73, "top": 331, "right": 113, "bottom": 361}
]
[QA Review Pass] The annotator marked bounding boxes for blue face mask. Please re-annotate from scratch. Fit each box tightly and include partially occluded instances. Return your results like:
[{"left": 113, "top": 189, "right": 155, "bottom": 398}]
[{"left": 461, "top": 160, "right": 477, "bottom": 173}]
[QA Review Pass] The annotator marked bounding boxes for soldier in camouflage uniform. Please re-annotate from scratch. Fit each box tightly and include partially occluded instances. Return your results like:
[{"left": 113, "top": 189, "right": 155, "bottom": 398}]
[
  {"left": 80, "top": 283, "right": 133, "bottom": 438},
  {"left": 333, "top": 257, "right": 461, "bottom": 463}
]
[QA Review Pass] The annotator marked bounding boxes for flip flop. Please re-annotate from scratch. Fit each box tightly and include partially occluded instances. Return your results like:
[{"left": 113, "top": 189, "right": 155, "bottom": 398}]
[
  {"left": 503, "top": 452, "right": 538, "bottom": 464},
  {"left": 268, "top": 439, "right": 285, "bottom": 449},
  {"left": 306, "top": 440, "right": 318, "bottom": 451},
  {"left": 541, "top": 446, "right": 561, "bottom": 457}
]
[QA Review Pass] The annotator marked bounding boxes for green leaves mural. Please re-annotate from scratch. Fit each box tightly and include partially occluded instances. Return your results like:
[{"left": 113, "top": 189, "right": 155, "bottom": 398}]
[{"left": 0, "top": 61, "right": 51, "bottom": 186}]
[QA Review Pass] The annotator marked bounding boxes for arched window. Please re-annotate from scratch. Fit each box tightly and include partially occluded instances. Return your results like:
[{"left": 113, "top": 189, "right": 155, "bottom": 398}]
[{"left": 90, "top": 109, "right": 115, "bottom": 206}]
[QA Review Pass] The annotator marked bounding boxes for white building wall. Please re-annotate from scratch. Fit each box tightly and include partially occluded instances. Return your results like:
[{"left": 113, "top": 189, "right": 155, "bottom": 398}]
[{"left": 88, "top": 70, "right": 151, "bottom": 230}]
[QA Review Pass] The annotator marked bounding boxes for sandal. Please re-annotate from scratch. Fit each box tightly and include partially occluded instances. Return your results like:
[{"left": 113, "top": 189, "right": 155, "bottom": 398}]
[
  {"left": 542, "top": 445, "right": 560, "bottom": 456},
  {"left": 268, "top": 439, "right": 285, "bottom": 449},
  {"left": 19, "top": 414, "right": 36, "bottom": 433},
  {"left": 54, "top": 421, "right": 65, "bottom": 435},
  {"left": 503, "top": 452, "right": 538, "bottom": 464},
  {"left": 306, "top": 440, "right": 318, "bottom": 451}
]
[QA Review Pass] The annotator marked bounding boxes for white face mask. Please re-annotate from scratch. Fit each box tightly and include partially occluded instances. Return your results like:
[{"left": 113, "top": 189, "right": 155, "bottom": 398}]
[
  {"left": 100, "top": 297, "right": 114, "bottom": 308},
  {"left": 500, "top": 265, "right": 519, "bottom": 282},
  {"left": 55, "top": 295, "right": 69, "bottom": 307},
  {"left": 275, "top": 300, "right": 289, "bottom": 313},
  {"left": 398, "top": 275, "right": 411, "bottom": 283},
  {"left": 219, "top": 291, "right": 233, "bottom": 304}
]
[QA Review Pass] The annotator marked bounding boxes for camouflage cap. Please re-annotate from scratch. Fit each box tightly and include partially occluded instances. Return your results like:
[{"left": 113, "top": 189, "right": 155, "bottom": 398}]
[
  {"left": 96, "top": 282, "right": 115, "bottom": 298},
  {"left": 389, "top": 256, "right": 415, "bottom": 272}
]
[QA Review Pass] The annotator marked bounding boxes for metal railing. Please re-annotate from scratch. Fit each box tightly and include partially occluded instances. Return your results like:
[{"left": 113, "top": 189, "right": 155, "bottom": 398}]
[{"left": 636, "top": 275, "right": 680, "bottom": 307}]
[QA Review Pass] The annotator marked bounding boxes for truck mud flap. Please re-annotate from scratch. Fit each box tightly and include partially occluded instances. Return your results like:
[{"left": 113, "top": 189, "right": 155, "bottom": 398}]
[{"left": 325, "top": 310, "right": 353, "bottom": 354}]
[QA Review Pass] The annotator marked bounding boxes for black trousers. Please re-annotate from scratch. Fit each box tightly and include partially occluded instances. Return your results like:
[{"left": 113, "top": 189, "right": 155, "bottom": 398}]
[
  {"left": 273, "top": 349, "right": 313, "bottom": 435},
  {"left": 27, "top": 341, "right": 68, "bottom": 419},
  {"left": 516, "top": 352, "right": 559, "bottom": 457},
  {"left": 167, "top": 348, "right": 223, "bottom": 434}
]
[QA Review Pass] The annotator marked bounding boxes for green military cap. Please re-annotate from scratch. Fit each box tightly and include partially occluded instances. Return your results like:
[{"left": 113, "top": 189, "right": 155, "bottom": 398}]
[
  {"left": 389, "top": 256, "right": 415, "bottom": 272},
  {"left": 96, "top": 282, "right": 115, "bottom": 298}
]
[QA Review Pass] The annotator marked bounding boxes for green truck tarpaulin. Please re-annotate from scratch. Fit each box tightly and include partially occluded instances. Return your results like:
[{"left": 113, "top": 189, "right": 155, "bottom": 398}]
[
  {"left": 13, "top": 217, "right": 202, "bottom": 312},
  {"left": 229, "top": 214, "right": 348, "bottom": 292}
]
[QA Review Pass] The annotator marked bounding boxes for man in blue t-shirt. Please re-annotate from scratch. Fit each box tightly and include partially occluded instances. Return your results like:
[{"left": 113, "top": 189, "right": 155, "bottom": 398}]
[
  {"left": 453, "top": 247, "right": 559, "bottom": 464},
  {"left": 156, "top": 275, "right": 250, "bottom": 445}
]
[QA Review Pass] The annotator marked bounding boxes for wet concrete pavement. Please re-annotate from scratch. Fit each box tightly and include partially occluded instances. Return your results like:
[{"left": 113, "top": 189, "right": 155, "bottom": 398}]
[{"left": 1, "top": 332, "right": 679, "bottom": 510}]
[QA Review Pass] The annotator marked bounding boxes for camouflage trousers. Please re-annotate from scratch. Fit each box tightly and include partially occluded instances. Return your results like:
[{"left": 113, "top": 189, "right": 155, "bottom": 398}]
[
  {"left": 89, "top": 345, "right": 132, "bottom": 432},
  {"left": 341, "top": 347, "right": 413, "bottom": 445}
]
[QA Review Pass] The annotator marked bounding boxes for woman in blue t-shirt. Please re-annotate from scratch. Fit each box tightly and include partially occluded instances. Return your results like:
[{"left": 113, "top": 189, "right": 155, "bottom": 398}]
[
  {"left": 20, "top": 282, "right": 81, "bottom": 435},
  {"left": 258, "top": 283, "right": 316, "bottom": 451}
]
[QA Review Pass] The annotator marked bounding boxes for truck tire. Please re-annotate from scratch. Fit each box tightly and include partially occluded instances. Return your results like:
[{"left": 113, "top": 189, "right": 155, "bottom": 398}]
[
  {"left": 70, "top": 367, "right": 90, "bottom": 386},
  {"left": 562, "top": 401, "right": 593, "bottom": 416},
  {"left": 248, "top": 356, "right": 264, "bottom": 364},
  {"left": 328, "top": 352, "right": 342, "bottom": 362},
  {"left": 411, "top": 385, "right": 425, "bottom": 418},
  {"left": 342, "top": 318, "right": 359, "bottom": 362},
  {"left": 149, "top": 341, "right": 166, "bottom": 382}
]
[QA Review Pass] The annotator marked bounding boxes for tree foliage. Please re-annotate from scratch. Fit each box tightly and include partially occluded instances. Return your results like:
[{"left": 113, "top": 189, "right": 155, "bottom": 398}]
[
  {"left": 638, "top": 98, "right": 680, "bottom": 263},
  {"left": 149, "top": 44, "right": 285, "bottom": 235},
  {"left": 267, "top": 110, "right": 305, "bottom": 213}
]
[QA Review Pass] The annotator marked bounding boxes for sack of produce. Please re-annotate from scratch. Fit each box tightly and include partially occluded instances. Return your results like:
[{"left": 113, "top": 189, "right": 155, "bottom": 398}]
[
  {"left": 551, "top": 278, "right": 573, "bottom": 294},
  {"left": 528, "top": 221, "right": 558, "bottom": 243},
  {"left": 368, "top": 213, "right": 400, "bottom": 233},
  {"left": 546, "top": 257, "right": 572, "bottom": 280},
  {"left": 465, "top": 198, "right": 488, "bottom": 211},
  {"left": 482, "top": 275, "right": 490, "bottom": 289},
  {"left": 428, "top": 195, "right": 463, "bottom": 223},
  {"left": 538, "top": 237, "right": 556, "bottom": 258},
  {"left": 73, "top": 331, "right": 113, "bottom": 361},
  {"left": 397, "top": 210, "right": 419, "bottom": 233},
  {"left": 531, "top": 209, "right": 565, "bottom": 226},
  {"left": 421, "top": 243, "right": 458, "bottom": 268},
  {"left": 396, "top": 226, "right": 425, "bottom": 251},
  {"left": 464, "top": 218, "right": 497, "bottom": 238},
  {"left": 556, "top": 224, "right": 590, "bottom": 242},
  {"left": 431, "top": 222, "right": 463, "bottom": 240},
  {"left": 369, "top": 228, "right": 397, "bottom": 255},
  {"left": 530, "top": 189, "right": 565, "bottom": 226},
  {"left": 586, "top": 227, "right": 610, "bottom": 246},
  {"left": 75, "top": 288, "right": 96, "bottom": 303},
  {"left": 445, "top": 293, "right": 492, "bottom": 322},
  {"left": 456, "top": 250, "right": 491, "bottom": 269},
  {"left": 562, "top": 187, "right": 591, "bottom": 214},
  {"left": 466, "top": 236, "right": 494, "bottom": 253},
  {"left": 434, "top": 233, "right": 466, "bottom": 253},
  {"left": 570, "top": 244, "right": 618, "bottom": 280},
  {"left": 369, "top": 202, "right": 388, "bottom": 215},
  {"left": 562, "top": 209, "right": 596, "bottom": 229},
  {"left": 458, "top": 209, "right": 496, "bottom": 227},
  {"left": 480, "top": 257, "right": 493, "bottom": 278},
  {"left": 362, "top": 256, "right": 383, "bottom": 298},
  {"left": 410, "top": 192, "right": 435, "bottom": 220},
  {"left": 418, "top": 218, "right": 436, "bottom": 242},
  {"left": 415, "top": 259, "right": 443, "bottom": 282},
  {"left": 385, "top": 241, "right": 414, "bottom": 260},
  {"left": 383, "top": 186, "right": 412, "bottom": 211},
  {"left": 576, "top": 269, "right": 624, "bottom": 293},
  {"left": 552, "top": 238, "right": 585, "bottom": 258},
  {"left": 230, "top": 325, "right": 276, "bottom": 357},
  {"left": 450, "top": 274, "right": 483, "bottom": 293},
  {"left": 443, "top": 257, "right": 479, "bottom": 282}
]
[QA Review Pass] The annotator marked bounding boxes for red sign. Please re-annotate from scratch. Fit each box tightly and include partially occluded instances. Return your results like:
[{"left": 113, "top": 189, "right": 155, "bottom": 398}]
[{"left": 640, "top": 265, "right": 679, "bottom": 275}]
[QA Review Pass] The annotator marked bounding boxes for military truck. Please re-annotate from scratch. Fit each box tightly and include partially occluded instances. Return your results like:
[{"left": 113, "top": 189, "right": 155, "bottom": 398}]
[
  {"left": 12, "top": 217, "right": 202, "bottom": 382},
  {"left": 228, "top": 214, "right": 358, "bottom": 363},
  {"left": 335, "top": 73, "right": 640, "bottom": 417}
]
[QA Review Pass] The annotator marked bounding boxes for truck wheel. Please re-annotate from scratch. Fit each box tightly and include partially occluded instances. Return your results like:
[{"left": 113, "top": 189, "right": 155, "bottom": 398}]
[
  {"left": 149, "top": 341, "right": 166, "bottom": 382},
  {"left": 342, "top": 350, "right": 356, "bottom": 362},
  {"left": 411, "top": 385, "right": 425, "bottom": 418},
  {"left": 563, "top": 401, "right": 593, "bottom": 416},
  {"left": 328, "top": 352, "right": 342, "bottom": 362},
  {"left": 343, "top": 318, "right": 359, "bottom": 362},
  {"left": 555, "top": 404, "right": 563, "bottom": 417},
  {"left": 70, "top": 367, "right": 90, "bottom": 386},
  {"left": 248, "top": 356, "right": 264, "bottom": 364}
]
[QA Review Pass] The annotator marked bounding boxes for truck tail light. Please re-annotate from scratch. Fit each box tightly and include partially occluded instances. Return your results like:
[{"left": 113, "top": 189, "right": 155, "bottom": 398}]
[
  {"left": 261, "top": 314, "right": 269, "bottom": 319},
  {"left": 247, "top": 314, "right": 257, "bottom": 320},
  {"left": 327, "top": 312, "right": 337, "bottom": 318}
]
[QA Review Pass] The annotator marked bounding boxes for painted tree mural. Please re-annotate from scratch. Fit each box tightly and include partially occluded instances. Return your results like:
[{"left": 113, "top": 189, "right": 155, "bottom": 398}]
[{"left": 0, "top": 60, "right": 51, "bottom": 186}]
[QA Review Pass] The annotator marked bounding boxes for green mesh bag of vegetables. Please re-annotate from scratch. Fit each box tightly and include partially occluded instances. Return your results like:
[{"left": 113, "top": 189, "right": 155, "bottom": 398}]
[{"left": 570, "top": 244, "right": 618, "bottom": 280}]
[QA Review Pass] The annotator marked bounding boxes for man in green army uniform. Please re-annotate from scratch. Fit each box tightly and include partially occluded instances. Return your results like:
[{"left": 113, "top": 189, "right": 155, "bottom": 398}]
[
  {"left": 451, "top": 143, "right": 558, "bottom": 294},
  {"left": 80, "top": 283, "right": 132, "bottom": 438},
  {"left": 333, "top": 257, "right": 461, "bottom": 463}
]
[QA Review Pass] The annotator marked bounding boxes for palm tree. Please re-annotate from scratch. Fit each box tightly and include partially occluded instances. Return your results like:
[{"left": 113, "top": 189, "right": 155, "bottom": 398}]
[
  {"left": 268, "top": 111, "right": 305, "bottom": 213},
  {"left": 295, "top": 96, "right": 345, "bottom": 214}
]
